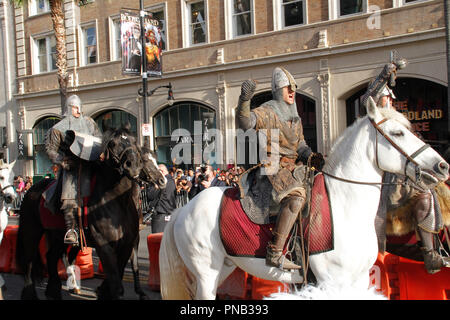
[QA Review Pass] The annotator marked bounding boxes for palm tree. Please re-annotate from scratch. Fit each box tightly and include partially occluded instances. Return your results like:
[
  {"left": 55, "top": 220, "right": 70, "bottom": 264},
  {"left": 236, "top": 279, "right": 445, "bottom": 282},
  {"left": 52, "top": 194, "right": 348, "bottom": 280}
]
[{"left": 12, "top": 0, "right": 89, "bottom": 114}]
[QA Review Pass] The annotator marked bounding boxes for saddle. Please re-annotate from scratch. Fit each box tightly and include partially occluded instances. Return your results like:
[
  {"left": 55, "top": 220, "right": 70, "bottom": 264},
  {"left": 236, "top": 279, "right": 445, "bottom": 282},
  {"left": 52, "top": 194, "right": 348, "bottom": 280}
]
[
  {"left": 219, "top": 173, "right": 334, "bottom": 258},
  {"left": 40, "top": 176, "right": 96, "bottom": 230}
]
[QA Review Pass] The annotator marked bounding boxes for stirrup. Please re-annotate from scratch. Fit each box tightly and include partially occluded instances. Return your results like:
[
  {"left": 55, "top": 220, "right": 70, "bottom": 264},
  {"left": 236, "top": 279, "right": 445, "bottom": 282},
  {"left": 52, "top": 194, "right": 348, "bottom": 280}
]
[
  {"left": 64, "top": 229, "right": 79, "bottom": 245},
  {"left": 266, "top": 246, "right": 301, "bottom": 270}
]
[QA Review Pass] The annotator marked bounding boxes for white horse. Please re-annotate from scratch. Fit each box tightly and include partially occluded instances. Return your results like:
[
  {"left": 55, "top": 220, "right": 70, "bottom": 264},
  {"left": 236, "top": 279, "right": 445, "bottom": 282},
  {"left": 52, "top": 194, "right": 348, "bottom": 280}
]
[
  {"left": 0, "top": 161, "right": 16, "bottom": 300},
  {"left": 159, "top": 99, "right": 449, "bottom": 299}
]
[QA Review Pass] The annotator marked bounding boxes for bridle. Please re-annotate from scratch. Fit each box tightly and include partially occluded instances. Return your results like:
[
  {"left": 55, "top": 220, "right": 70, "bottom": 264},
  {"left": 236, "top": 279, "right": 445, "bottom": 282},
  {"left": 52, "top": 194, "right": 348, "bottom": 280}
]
[
  {"left": 371, "top": 118, "right": 430, "bottom": 182},
  {"left": 104, "top": 139, "right": 141, "bottom": 180},
  {"left": 0, "top": 183, "right": 14, "bottom": 210},
  {"left": 321, "top": 117, "right": 430, "bottom": 188}
]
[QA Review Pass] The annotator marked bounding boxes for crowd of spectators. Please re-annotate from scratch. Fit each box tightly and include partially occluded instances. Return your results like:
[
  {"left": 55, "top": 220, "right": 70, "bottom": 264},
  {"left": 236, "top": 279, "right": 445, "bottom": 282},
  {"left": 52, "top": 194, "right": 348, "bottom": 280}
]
[
  {"left": 9, "top": 175, "right": 33, "bottom": 216},
  {"left": 142, "top": 164, "right": 244, "bottom": 231}
]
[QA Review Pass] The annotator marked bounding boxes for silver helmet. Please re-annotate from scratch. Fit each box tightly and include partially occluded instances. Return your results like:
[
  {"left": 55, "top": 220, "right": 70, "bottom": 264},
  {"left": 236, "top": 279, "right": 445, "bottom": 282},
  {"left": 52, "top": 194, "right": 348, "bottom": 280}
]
[
  {"left": 65, "top": 94, "right": 82, "bottom": 115},
  {"left": 271, "top": 67, "right": 297, "bottom": 97}
]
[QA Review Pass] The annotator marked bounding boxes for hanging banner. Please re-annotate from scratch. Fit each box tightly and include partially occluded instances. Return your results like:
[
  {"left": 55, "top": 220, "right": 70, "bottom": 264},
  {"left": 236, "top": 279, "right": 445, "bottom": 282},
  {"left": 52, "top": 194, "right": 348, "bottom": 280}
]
[{"left": 121, "top": 9, "right": 163, "bottom": 77}]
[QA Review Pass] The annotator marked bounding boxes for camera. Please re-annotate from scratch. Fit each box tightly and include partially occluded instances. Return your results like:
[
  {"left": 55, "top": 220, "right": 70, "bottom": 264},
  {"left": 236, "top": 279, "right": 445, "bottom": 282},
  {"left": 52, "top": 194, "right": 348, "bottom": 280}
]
[{"left": 198, "top": 164, "right": 208, "bottom": 183}]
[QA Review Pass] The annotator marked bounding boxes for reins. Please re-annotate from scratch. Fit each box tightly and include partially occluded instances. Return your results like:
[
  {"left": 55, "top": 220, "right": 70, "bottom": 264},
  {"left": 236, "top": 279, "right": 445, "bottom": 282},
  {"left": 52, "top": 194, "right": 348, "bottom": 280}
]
[{"left": 320, "top": 117, "right": 430, "bottom": 191}]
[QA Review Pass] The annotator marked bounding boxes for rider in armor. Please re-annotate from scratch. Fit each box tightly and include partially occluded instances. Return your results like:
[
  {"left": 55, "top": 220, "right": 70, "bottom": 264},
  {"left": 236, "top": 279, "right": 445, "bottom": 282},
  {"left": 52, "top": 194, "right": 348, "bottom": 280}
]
[
  {"left": 44, "top": 95, "right": 101, "bottom": 245},
  {"left": 236, "top": 67, "right": 324, "bottom": 270},
  {"left": 372, "top": 84, "right": 450, "bottom": 274}
]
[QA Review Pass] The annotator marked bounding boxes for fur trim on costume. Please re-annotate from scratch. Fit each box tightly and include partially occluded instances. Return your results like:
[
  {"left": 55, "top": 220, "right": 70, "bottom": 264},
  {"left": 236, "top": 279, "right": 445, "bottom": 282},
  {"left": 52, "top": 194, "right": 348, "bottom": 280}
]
[{"left": 386, "top": 182, "right": 450, "bottom": 236}]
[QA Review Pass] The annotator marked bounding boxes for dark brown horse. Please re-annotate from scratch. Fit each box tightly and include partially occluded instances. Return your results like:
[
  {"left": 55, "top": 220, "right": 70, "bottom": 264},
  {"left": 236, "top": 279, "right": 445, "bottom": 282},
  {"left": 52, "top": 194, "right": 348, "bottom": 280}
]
[{"left": 16, "top": 127, "right": 165, "bottom": 299}]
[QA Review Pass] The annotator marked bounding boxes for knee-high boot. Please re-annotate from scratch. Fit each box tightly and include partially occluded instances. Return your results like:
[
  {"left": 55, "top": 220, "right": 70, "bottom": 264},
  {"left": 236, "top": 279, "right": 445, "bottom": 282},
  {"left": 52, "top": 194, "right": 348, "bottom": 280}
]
[
  {"left": 414, "top": 193, "right": 450, "bottom": 274},
  {"left": 266, "top": 196, "right": 305, "bottom": 270}
]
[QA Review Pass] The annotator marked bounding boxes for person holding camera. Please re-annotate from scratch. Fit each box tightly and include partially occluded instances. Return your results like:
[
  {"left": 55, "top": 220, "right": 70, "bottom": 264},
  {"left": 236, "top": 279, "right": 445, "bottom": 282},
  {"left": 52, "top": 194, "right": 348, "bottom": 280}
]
[
  {"left": 189, "top": 165, "right": 215, "bottom": 199},
  {"left": 175, "top": 176, "right": 191, "bottom": 208},
  {"left": 149, "top": 164, "right": 176, "bottom": 233}
]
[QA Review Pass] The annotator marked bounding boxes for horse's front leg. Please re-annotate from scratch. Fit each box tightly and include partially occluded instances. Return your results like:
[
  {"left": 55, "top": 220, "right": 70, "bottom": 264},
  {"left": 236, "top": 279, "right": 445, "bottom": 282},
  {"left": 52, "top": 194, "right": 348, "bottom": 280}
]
[
  {"left": 44, "top": 235, "right": 65, "bottom": 300},
  {"left": 129, "top": 243, "right": 148, "bottom": 300},
  {"left": 21, "top": 261, "right": 39, "bottom": 300},
  {"left": 96, "top": 245, "right": 122, "bottom": 300}
]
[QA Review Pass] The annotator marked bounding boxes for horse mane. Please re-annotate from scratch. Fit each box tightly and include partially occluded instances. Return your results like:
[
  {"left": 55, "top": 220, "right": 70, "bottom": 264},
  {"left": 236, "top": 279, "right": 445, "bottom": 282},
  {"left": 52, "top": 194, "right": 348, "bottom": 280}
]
[
  {"left": 378, "top": 107, "right": 411, "bottom": 130},
  {"left": 101, "top": 124, "right": 136, "bottom": 153},
  {"left": 326, "top": 108, "right": 412, "bottom": 170}
]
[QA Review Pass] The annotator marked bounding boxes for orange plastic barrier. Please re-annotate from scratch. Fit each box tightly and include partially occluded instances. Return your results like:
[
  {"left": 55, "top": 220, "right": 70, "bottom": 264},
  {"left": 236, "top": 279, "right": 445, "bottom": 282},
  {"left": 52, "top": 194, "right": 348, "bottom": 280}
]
[
  {"left": 0, "top": 227, "right": 93, "bottom": 280},
  {"left": 0, "top": 225, "right": 18, "bottom": 273},
  {"left": 147, "top": 232, "right": 163, "bottom": 291},
  {"left": 251, "top": 276, "right": 288, "bottom": 299},
  {"left": 372, "top": 252, "right": 450, "bottom": 300}
]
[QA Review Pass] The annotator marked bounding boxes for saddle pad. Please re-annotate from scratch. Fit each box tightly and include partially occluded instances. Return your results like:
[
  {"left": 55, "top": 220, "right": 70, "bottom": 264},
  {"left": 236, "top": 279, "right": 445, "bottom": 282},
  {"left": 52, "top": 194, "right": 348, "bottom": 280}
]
[
  {"left": 40, "top": 178, "right": 95, "bottom": 230},
  {"left": 219, "top": 173, "right": 333, "bottom": 258},
  {"left": 40, "top": 180, "right": 65, "bottom": 230}
]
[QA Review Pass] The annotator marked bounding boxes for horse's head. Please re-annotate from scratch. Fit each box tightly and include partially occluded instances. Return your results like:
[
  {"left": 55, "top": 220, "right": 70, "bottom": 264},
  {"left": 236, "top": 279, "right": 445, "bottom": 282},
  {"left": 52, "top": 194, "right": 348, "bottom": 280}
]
[
  {"left": 366, "top": 97, "right": 449, "bottom": 189},
  {"left": 0, "top": 160, "right": 16, "bottom": 205},
  {"left": 140, "top": 145, "right": 167, "bottom": 189},
  {"left": 102, "top": 127, "right": 143, "bottom": 180}
]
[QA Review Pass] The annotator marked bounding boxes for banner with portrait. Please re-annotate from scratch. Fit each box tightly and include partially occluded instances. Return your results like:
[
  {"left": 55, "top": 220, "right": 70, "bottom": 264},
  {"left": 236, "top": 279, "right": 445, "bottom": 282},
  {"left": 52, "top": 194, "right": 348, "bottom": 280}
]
[{"left": 121, "top": 10, "right": 163, "bottom": 77}]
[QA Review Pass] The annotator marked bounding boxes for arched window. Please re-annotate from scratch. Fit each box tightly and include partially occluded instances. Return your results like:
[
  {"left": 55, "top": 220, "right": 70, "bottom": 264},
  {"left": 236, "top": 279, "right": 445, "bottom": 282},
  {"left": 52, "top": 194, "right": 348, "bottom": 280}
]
[
  {"left": 153, "top": 102, "right": 216, "bottom": 167},
  {"left": 251, "top": 91, "right": 317, "bottom": 151},
  {"left": 94, "top": 109, "right": 137, "bottom": 136},
  {"left": 33, "top": 116, "right": 61, "bottom": 176},
  {"left": 346, "top": 78, "right": 448, "bottom": 155}
]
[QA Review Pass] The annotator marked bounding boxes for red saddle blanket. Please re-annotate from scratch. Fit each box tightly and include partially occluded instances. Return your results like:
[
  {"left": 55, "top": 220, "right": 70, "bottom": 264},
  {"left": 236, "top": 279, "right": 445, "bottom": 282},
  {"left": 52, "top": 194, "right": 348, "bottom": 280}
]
[
  {"left": 219, "top": 173, "right": 333, "bottom": 258},
  {"left": 40, "top": 179, "right": 93, "bottom": 230}
]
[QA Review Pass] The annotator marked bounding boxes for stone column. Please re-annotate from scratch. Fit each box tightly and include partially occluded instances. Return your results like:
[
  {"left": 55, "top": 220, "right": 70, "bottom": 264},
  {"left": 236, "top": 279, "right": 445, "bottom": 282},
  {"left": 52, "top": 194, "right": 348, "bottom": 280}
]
[
  {"left": 216, "top": 73, "right": 227, "bottom": 167},
  {"left": 316, "top": 71, "right": 331, "bottom": 155}
]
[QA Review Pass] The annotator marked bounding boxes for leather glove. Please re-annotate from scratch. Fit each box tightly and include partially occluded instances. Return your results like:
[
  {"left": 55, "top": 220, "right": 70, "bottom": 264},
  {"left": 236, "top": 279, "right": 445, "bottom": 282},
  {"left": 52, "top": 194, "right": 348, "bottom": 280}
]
[
  {"left": 309, "top": 153, "right": 325, "bottom": 171},
  {"left": 239, "top": 79, "right": 257, "bottom": 102},
  {"left": 61, "top": 158, "right": 76, "bottom": 170}
]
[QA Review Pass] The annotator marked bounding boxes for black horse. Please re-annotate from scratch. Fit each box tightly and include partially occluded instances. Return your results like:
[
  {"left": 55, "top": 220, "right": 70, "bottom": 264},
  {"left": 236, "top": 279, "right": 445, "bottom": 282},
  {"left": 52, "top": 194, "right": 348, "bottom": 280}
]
[{"left": 16, "top": 126, "right": 165, "bottom": 300}]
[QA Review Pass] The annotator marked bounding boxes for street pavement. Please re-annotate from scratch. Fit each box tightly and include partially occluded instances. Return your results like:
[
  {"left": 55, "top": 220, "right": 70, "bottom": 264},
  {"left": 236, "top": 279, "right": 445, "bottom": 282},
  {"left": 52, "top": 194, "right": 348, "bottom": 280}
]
[{"left": 1, "top": 215, "right": 162, "bottom": 300}]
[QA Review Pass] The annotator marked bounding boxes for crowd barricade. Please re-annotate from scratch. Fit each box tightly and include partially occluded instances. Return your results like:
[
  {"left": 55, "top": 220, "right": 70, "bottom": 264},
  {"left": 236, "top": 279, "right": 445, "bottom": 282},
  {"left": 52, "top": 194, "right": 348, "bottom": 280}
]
[
  {"left": 145, "top": 231, "right": 450, "bottom": 300},
  {"left": 0, "top": 225, "right": 94, "bottom": 279},
  {"left": 0, "top": 225, "right": 18, "bottom": 273},
  {"left": 371, "top": 252, "right": 450, "bottom": 300},
  {"left": 147, "top": 232, "right": 163, "bottom": 291}
]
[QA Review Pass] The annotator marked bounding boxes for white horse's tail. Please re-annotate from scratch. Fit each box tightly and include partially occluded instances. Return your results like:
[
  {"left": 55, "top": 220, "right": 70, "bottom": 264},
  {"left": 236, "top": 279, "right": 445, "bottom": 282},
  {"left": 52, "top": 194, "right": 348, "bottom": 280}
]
[{"left": 159, "top": 209, "right": 195, "bottom": 299}]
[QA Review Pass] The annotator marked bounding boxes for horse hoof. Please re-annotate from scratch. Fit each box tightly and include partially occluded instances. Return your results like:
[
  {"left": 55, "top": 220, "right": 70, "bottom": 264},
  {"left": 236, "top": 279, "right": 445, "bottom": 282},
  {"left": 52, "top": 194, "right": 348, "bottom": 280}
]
[{"left": 139, "top": 294, "right": 149, "bottom": 300}]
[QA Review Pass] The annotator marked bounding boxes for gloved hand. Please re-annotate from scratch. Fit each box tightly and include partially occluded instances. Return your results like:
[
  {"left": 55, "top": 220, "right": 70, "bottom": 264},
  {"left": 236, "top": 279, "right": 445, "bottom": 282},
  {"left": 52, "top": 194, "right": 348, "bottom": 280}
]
[
  {"left": 61, "top": 158, "right": 76, "bottom": 170},
  {"left": 239, "top": 79, "right": 257, "bottom": 102},
  {"left": 309, "top": 153, "right": 325, "bottom": 171}
]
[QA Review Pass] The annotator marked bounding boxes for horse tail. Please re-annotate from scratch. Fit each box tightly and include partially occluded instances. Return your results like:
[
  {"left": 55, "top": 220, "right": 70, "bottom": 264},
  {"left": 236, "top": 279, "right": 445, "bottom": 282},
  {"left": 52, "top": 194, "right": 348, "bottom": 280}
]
[
  {"left": 16, "top": 179, "right": 52, "bottom": 282},
  {"left": 159, "top": 208, "right": 195, "bottom": 299}
]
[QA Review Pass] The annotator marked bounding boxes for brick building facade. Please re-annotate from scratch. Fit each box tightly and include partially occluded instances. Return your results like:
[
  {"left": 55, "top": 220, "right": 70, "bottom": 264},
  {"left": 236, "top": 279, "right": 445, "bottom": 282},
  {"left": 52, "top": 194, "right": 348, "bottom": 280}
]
[{"left": 5, "top": 0, "right": 449, "bottom": 176}]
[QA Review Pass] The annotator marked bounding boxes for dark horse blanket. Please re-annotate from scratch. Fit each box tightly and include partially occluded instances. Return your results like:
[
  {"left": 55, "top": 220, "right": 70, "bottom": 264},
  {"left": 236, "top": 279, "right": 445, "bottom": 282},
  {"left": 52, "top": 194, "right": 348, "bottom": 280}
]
[
  {"left": 219, "top": 173, "right": 333, "bottom": 258},
  {"left": 40, "top": 177, "right": 96, "bottom": 230}
]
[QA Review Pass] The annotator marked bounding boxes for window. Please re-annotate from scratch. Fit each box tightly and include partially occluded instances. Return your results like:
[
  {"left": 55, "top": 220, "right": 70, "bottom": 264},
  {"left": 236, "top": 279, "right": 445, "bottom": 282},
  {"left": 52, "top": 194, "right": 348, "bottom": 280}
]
[
  {"left": 110, "top": 17, "right": 121, "bottom": 61},
  {"left": 338, "top": 0, "right": 366, "bottom": 17},
  {"left": 153, "top": 103, "right": 216, "bottom": 166},
  {"left": 232, "top": 0, "right": 253, "bottom": 37},
  {"left": 82, "top": 24, "right": 97, "bottom": 65},
  {"left": 188, "top": 1, "right": 207, "bottom": 45},
  {"left": 182, "top": 1, "right": 207, "bottom": 47},
  {"left": 33, "top": 117, "right": 60, "bottom": 175},
  {"left": 33, "top": 35, "right": 56, "bottom": 74},
  {"left": 282, "top": 0, "right": 305, "bottom": 27},
  {"left": 95, "top": 110, "right": 137, "bottom": 136},
  {"left": 274, "top": 0, "right": 306, "bottom": 30},
  {"left": 29, "top": 0, "right": 50, "bottom": 16},
  {"left": 147, "top": 8, "right": 167, "bottom": 50}
]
